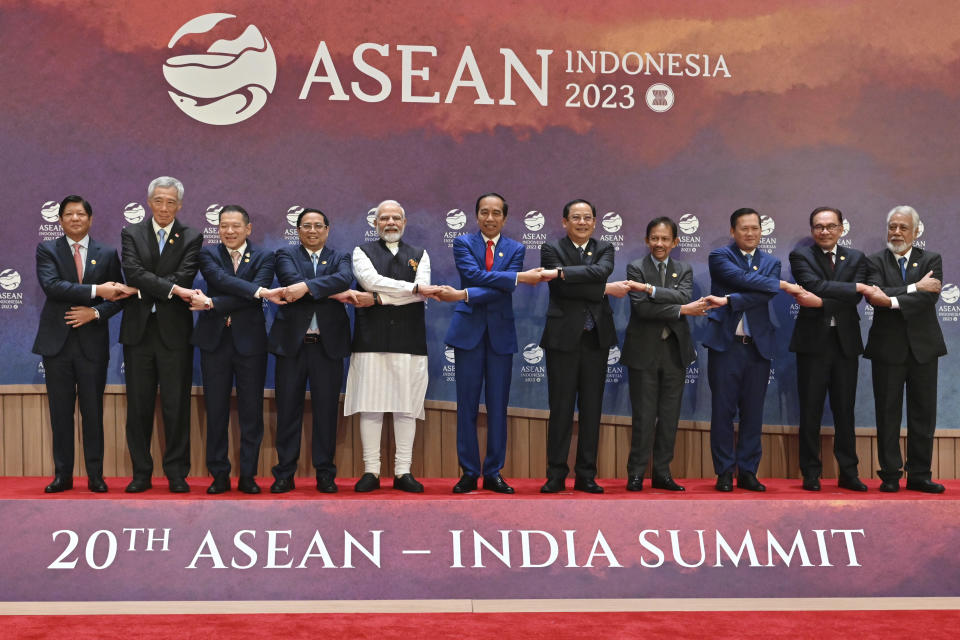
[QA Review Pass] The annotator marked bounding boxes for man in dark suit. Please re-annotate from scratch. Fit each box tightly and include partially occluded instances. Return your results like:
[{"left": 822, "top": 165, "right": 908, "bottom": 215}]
[
  {"left": 268, "top": 208, "right": 362, "bottom": 494},
  {"left": 862, "top": 205, "right": 947, "bottom": 493},
  {"left": 703, "top": 208, "right": 801, "bottom": 492},
  {"left": 437, "top": 193, "right": 546, "bottom": 495},
  {"left": 190, "top": 205, "right": 282, "bottom": 495},
  {"left": 789, "top": 206, "right": 870, "bottom": 492},
  {"left": 33, "top": 195, "right": 132, "bottom": 493},
  {"left": 621, "top": 216, "right": 709, "bottom": 492},
  {"left": 539, "top": 199, "right": 628, "bottom": 494},
  {"left": 121, "top": 176, "right": 203, "bottom": 493}
]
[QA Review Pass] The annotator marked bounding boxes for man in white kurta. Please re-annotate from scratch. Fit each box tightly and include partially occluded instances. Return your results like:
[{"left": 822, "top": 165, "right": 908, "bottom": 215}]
[{"left": 344, "top": 200, "right": 439, "bottom": 492}]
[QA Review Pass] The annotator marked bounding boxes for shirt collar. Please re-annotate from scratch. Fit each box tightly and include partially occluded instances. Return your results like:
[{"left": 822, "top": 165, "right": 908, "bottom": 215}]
[
  {"left": 227, "top": 241, "right": 248, "bottom": 256},
  {"left": 69, "top": 235, "right": 90, "bottom": 249},
  {"left": 151, "top": 217, "right": 175, "bottom": 236},
  {"left": 890, "top": 247, "right": 912, "bottom": 262},
  {"left": 481, "top": 233, "right": 500, "bottom": 246}
]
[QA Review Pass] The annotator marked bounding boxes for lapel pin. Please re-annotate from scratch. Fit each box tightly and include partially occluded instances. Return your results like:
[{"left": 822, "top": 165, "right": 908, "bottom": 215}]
[
  {"left": 912, "top": 262, "right": 918, "bottom": 267},
  {"left": 752, "top": 265, "right": 758, "bottom": 270},
  {"left": 244, "top": 258, "right": 250, "bottom": 263},
  {"left": 168, "top": 239, "right": 175, "bottom": 245},
  {"left": 840, "top": 255, "right": 846, "bottom": 261},
  {"left": 90, "top": 259, "right": 97, "bottom": 265},
  {"left": 587, "top": 251, "right": 593, "bottom": 256},
  {"left": 321, "top": 260, "right": 327, "bottom": 264},
  {"left": 498, "top": 252, "right": 503, "bottom": 257},
  {"left": 672, "top": 273, "right": 677, "bottom": 278},
  {"left": 245, "top": 252, "right": 250, "bottom": 258}
]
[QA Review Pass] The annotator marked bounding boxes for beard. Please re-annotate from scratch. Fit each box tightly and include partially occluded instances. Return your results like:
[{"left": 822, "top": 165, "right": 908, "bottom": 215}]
[
  {"left": 380, "top": 229, "right": 403, "bottom": 243},
  {"left": 887, "top": 239, "right": 908, "bottom": 254}
]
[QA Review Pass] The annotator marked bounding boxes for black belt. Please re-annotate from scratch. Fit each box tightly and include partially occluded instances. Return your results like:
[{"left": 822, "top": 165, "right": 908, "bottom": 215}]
[
  {"left": 304, "top": 334, "right": 321, "bottom": 344},
  {"left": 735, "top": 335, "right": 753, "bottom": 344}
]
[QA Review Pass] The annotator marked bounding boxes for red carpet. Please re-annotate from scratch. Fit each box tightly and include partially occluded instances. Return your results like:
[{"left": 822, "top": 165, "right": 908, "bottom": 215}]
[
  {"left": 5, "top": 611, "right": 960, "bottom": 639},
  {"left": 5, "top": 476, "right": 958, "bottom": 500}
]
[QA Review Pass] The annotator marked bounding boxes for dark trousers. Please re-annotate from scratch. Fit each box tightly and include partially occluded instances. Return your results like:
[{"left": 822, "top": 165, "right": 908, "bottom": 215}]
[
  {"left": 200, "top": 327, "right": 267, "bottom": 478},
  {"left": 796, "top": 329, "right": 859, "bottom": 480},
  {"left": 454, "top": 330, "right": 512, "bottom": 478},
  {"left": 545, "top": 329, "right": 607, "bottom": 481},
  {"left": 273, "top": 340, "right": 343, "bottom": 480},
  {"left": 43, "top": 332, "right": 107, "bottom": 477},
  {"left": 626, "top": 334, "right": 684, "bottom": 479},
  {"left": 872, "top": 353, "right": 938, "bottom": 482},
  {"left": 124, "top": 315, "right": 193, "bottom": 480},
  {"left": 707, "top": 342, "right": 770, "bottom": 475}
]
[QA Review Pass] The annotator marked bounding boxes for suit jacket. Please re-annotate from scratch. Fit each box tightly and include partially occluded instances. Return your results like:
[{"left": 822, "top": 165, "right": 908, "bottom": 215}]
[
  {"left": 863, "top": 246, "right": 947, "bottom": 365},
  {"left": 620, "top": 254, "right": 696, "bottom": 369},
  {"left": 788, "top": 244, "right": 866, "bottom": 358},
  {"left": 192, "top": 242, "right": 276, "bottom": 356},
  {"left": 267, "top": 244, "right": 352, "bottom": 359},
  {"left": 119, "top": 217, "right": 202, "bottom": 349},
  {"left": 32, "top": 236, "right": 123, "bottom": 360},
  {"left": 539, "top": 236, "right": 617, "bottom": 351},
  {"left": 444, "top": 231, "right": 525, "bottom": 355},
  {"left": 703, "top": 243, "right": 781, "bottom": 360}
]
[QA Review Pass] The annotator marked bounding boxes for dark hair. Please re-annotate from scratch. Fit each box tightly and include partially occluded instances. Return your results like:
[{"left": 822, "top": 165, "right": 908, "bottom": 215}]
[
  {"left": 59, "top": 195, "right": 92, "bottom": 217},
  {"left": 730, "top": 207, "right": 759, "bottom": 229},
  {"left": 563, "top": 198, "right": 596, "bottom": 219},
  {"left": 646, "top": 216, "right": 678, "bottom": 239},
  {"left": 475, "top": 193, "right": 508, "bottom": 218},
  {"left": 808, "top": 206, "right": 843, "bottom": 228},
  {"left": 219, "top": 204, "right": 249, "bottom": 224},
  {"left": 297, "top": 207, "right": 329, "bottom": 227}
]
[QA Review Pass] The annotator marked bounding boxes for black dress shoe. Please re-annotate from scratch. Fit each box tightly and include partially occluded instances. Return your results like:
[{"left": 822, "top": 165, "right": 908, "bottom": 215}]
[
  {"left": 878, "top": 480, "right": 899, "bottom": 493},
  {"left": 354, "top": 473, "right": 380, "bottom": 493},
  {"left": 540, "top": 477, "right": 565, "bottom": 493},
  {"left": 87, "top": 476, "right": 108, "bottom": 493},
  {"left": 316, "top": 472, "right": 338, "bottom": 493},
  {"left": 737, "top": 472, "right": 766, "bottom": 492},
  {"left": 393, "top": 473, "right": 424, "bottom": 493},
  {"left": 452, "top": 475, "right": 478, "bottom": 494},
  {"left": 169, "top": 477, "right": 191, "bottom": 493},
  {"left": 482, "top": 474, "right": 515, "bottom": 494},
  {"left": 802, "top": 477, "right": 821, "bottom": 491},
  {"left": 207, "top": 475, "right": 231, "bottom": 495},
  {"left": 44, "top": 476, "right": 73, "bottom": 493},
  {"left": 715, "top": 472, "right": 733, "bottom": 492},
  {"left": 652, "top": 476, "right": 685, "bottom": 492},
  {"left": 125, "top": 478, "right": 152, "bottom": 493},
  {"left": 238, "top": 476, "right": 261, "bottom": 494},
  {"left": 270, "top": 477, "right": 296, "bottom": 494},
  {"left": 906, "top": 478, "right": 945, "bottom": 494},
  {"left": 838, "top": 476, "right": 868, "bottom": 492},
  {"left": 626, "top": 475, "right": 644, "bottom": 491},
  {"left": 573, "top": 478, "right": 604, "bottom": 494}
]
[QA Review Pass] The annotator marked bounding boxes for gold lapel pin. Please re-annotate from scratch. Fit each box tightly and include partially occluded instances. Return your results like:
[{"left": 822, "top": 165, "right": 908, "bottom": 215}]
[
  {"left": 168, "top": 239, "right": 175, "bottom": 245},
  {"left": 672, "top": 273, "right": 677, "bottom": 278},
  {"left": 752, "top": 265, "right": 758, "bottom": 270},
  {"left": 587, "top": 251, "right": 593, "bottom": 256},
  {"left": 244, "top": 258, "right": 250, "bottom": 262},
  {"left": 498, "top": 252, "right": 503, "bottom": 257},
  {"left": 321, "top": 260, "right": 327, "bottom": 264},
  {"left": 90, "top": 259, "right": 97, "bottom": 265},
  {"left": 912, "top": 262, "right": 918, "bottom": 267},
  {"left": 840, "top": 255, "right": 846, "bottom": 260}
]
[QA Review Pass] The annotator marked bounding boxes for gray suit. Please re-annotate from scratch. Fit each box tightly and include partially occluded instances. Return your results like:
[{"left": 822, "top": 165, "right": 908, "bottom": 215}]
[{"left": 621, "top": 255, "right": 696, "bottom": 479}]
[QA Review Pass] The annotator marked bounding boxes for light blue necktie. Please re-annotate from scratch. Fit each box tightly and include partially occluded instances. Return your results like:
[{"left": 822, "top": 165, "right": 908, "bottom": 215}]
[
  {"left": 741, "top": 253, "right": 752, "bottom": 337},
  {"left": 308, "top": 252, "right": 319, "bottom": 332},
  {"left": 157, "top": 228, "right": 166, "bottom": 255},
  {"left": 898, "top": 256, "right": 907, "bottom": 282}
]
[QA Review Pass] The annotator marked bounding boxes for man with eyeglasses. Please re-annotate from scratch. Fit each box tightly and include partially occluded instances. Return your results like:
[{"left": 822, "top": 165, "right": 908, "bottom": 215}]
[
  {"left": 539, "top": 199, "right": 632, "bottom": 494},
  {"left": 268, "top": 208, "right": 369, "bottom": 494},
  {"left": 33, "top": 195, "right": 132, "bottom": 493},
  {"left": 861, "top": 205, "right": 946, "bottom": 493},
  {"left": 788, "top": 207, "right": 870, "bottom": 492},
  {"left": 120, "top": 176, "right": 203, "bottom": 493}
]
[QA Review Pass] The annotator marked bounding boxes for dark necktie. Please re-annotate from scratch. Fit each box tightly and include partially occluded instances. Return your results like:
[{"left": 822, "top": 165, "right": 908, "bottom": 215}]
[
  {"left": 898, "top": 256, "right": 907, "bottom": 282},
  {"left": 658, "top": 261, "right": 670, "bottom": 339}
]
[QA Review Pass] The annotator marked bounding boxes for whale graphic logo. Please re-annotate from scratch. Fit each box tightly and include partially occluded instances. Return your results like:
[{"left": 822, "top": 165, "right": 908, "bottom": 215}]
[
  {"left": 446, "top": 209, "right": 467, "bottom": 230},
  {"left": 941, "top": 283, "right": 959, "bottom": 305},
  {"left": 524, "top": 210, "right": 545, "bottom": 231},
  {"left": 760, "top": 215, "right": 776, "bottom": 236},
  {"left": 123, "top": 203, "right": 146, "bottom": 224},
  {"left": 601, "top": 212, "right": 622, "bottom": 233},
  {"left": 0, "top": 269, "right": 22, "bottom": 291},
  {"left": 522, "top": 343, "right": 544, "bottom": 364},
  {"left": 40, "top": 201, "right": 60, "bottom": 223},
  {"left": 205, "top": 204, "right": 223, "bottom": 225},
  {"left": 286, "top": 206, "right": 304, "bottom": 227},
  {"left": 164, "top": 14, "right": 277, "bottom": 126},
  {"left": 678, "top": 213, "right": 699, "bottom": 235}
]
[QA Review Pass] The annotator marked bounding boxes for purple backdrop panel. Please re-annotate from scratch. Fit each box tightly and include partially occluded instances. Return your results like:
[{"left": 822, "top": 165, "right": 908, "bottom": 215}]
[{"left": 1, "top": 498, "right": 958, "bottom": 601}]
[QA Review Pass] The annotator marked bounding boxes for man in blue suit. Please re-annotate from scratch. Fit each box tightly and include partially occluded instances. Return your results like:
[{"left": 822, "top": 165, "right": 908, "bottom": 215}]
[
  {"left": 267, "top": 208, "right": 362, "bottom": 494},
  {"left": 190, "top": 205, "right": 282, "bottom": 495},
  {"left": 33, "top": 195, "right": 132, "bottom": 493},
  {"left": 438, "top": 193, "right": 547, "bottom": 494},
  {"left": 703, "top": 208, "right": 801, "bottom": 492}
]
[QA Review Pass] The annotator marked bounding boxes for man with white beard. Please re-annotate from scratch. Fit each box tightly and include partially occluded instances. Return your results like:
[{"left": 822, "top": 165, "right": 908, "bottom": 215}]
[{"left": 344, "top": 200, "right": 441, "bottom": 492}]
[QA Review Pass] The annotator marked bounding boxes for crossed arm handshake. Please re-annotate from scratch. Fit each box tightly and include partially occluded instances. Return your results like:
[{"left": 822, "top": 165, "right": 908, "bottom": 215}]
[{"left": 777, "top": 271, "right": 941, "bottom": 310}]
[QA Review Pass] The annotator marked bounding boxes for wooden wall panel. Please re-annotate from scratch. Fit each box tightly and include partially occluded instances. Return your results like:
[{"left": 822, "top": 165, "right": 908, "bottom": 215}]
[{"left": 1, "top": 386, "right": 959, "bottom": 481}]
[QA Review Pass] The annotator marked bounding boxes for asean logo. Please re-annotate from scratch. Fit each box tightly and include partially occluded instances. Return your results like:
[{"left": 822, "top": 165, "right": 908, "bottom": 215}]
[
  {"left": 760, "top": 215, "right": 776, "bottom": 236},
  {"left": 917, "top": 220, "right": 925, "bottom": 238},
  {"left": 601, "top": 212, "right": 622, "bottom": 233},
  {"left": 841, "top": 218, "right": 851, "bottom": 237},
  {"left": 645, "top": 83, "right": 674, "bottom": 113},
  {"left": 444, "top": 346, "right": 456, "bottom": 363},
  {"left": 123, "top": 203, "right": 146, "bottom": 224},
  {"left": 367, "top": 208, "right": 378, "bottom": 228},
  {"left": 524, "top": 211, "right": 545, "bottom": 231},
  {"left": 446, "top": 209, "right": 467, "bottom": 230},
  {"left": 286, "top": 206, "right": 304, "bottom": 227},
  {"left": 164, "top": 14, "right": 276, "bottom": 126},
  {"left": 40, "top": 201, "right": 60, "bottom": 222},
  {"left": 0, "top": 269, "right": 22, "bottom": 291},
  {"left": 678, "top": 213, "right": 699, "bottom": 235},
  {"left": 607, "top": 346, "right": 621, "bottom": 365},
  {"left": 941, "top": 283, "right": 959, "bottom": 305},
  {"left": 522, "top": 343, "right": 544, "bottom": 364},
  {"left": 205, "top": 204, "right": 223, "bottom": 225}
]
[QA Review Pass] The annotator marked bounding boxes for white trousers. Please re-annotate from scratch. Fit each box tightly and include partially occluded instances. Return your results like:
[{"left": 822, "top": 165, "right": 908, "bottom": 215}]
[{"left": 359, "top": 411, "right": 417, "bottom": 476}]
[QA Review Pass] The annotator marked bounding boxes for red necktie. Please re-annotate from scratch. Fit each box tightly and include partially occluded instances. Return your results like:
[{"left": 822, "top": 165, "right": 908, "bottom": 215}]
[
  {"left": 485, "top": 240, "right": 494, "bottom": 271},
  {"left": 72, "top": 243, "right": 84, "bottom": 282}
]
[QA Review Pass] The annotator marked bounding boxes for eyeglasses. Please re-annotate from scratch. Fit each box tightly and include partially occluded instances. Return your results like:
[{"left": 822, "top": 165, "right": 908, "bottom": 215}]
[
  {"left": 568, "top": 215, "right": 594, "bottom": 223},
  {"left": 812, "top": 224, "right": 840, "bottom": 233},
  {"left": 299, "top": 223, "right": 328, "bottom": 230}
]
